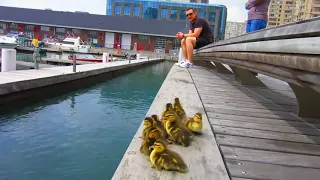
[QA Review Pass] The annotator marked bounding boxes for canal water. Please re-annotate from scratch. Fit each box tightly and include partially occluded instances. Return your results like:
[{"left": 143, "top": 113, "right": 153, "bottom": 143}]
[{"left": 0, "top": 61, "right": 173, "bottom": 180}]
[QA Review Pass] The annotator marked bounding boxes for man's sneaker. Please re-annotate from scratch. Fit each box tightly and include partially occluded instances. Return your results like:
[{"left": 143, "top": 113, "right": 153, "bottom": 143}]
[
  {"left": 175, "top": 60, "right": 185, "bottom": 66},
  {"left": 180, "top": 61, "right": 193, "bottom": 68}
]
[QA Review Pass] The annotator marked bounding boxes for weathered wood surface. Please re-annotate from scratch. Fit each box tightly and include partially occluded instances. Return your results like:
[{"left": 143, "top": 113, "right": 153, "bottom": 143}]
[
  {"left": 188, "top": 65, "right": 320, "bottom": 180},
  {"left": 111, "top": 66, "right": 229, "bottom": 180}
]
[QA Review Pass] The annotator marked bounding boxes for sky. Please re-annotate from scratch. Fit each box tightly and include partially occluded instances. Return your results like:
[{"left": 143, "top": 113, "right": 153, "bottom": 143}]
[{"left": 0, "top": 0, "right": 248, "bottom": 22}]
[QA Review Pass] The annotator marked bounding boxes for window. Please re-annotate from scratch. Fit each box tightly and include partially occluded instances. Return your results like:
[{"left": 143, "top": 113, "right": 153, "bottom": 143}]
[
  {"left": 133, "top": 6, "right": 140, "bottom": 16},
  {"left": 72, "top": 29, "right": 81, "bottom": 34},
  {"left": 208, "top": 12, "right": 216, "bottom": 22},
  {"left": 190, "top": 0, "right": 197, "bottom": 2},
  {"left": 56, "top": 27, "right": 65, "bottom": 33},
  {"left": 0, "top": 29, "right": 4, "bottom": 34},
  {"left": 173, "top": 39, "right": 180, "bottom": 50},
  {"left": 25, "top": 25, "right": 34, "bottom": 31},
  {"left": 155, "top": 37, "right": 166, "bottom": 49},
  {"left": 10, "top": 23, "right": 18, "bottom": 29},
  {"left": 199, "top": 11, "right": 206, "bottom": 19},
  {"left": 161, "top": 8, "right": 168, "bottom": 19},
  {"left": 180, "top": 10, "right": 186, "bottom": 20},
  {"left": 124, "top": 5, "right": 130, "bottom": 16},
  {"left": 41, "top": 26, "right": 50, "bottom": 31},
  {"left": 0, "top": 23, "right": 6, "bottom": 29},
  {"left": 210, "top": 25, "right": 215, "bottom": 33},
  {"left": 138, "top": 35, "right": 148, "bottom": 40},
  {"left": 170, "top": 9, "right": 177, "bottom": 20},
  {"left": 115, "top": 4, "right": 121, "bottom": 15},
  {"left": 55, "top": 34, "right": 65, "bottom": 40},
  {"left": 201, "top": 0, "right": 209, "bottom": 3},
  {"left": 88, "top": 31, "right": 98, "bottom": 37},
  {"left": 25, "top": 32, "right": 34, "bottom": 38}
]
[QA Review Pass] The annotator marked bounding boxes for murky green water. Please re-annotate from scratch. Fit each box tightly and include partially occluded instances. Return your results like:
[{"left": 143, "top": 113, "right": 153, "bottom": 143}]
[{"left": 0, "top": 61, "right": 173, "bottom": 180}]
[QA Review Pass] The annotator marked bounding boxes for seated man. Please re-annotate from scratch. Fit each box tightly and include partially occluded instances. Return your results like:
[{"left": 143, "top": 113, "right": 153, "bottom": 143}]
[{"left": 176, "top": 8, "right": 214, "bottom": 68}]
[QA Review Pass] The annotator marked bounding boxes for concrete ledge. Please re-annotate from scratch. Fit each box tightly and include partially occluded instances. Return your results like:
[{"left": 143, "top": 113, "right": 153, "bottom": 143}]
[
  {"left": 112, "top": 65, "right": 229, "bottom": 180},
  {"left": 0, "top": 59, "right": 162, "bottom": 96}
]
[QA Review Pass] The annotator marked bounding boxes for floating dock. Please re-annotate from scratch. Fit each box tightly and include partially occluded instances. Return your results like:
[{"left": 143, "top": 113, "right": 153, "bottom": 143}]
[{"left": 112, "top": 64, "right": 320, "bottom": 180}]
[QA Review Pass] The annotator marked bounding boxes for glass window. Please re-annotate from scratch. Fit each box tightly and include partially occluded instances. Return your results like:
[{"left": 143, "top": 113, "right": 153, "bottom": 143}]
[
  {"left": 0, "top": 23, "right": 6, "bottom": 30},
  {"left": 25, "top": 25, "right": 34, "bottom": 31},
  {"left": 72, "top": 29, "right": 81, "bottom": 34},
  {"left": 138, "top": 35, "right": 148, "bottom": 40},
  {"left": 199, "top": 11, "right": 206, "bottom": 19},
  {"left": 209, "top": 12, "right": 216, "bottom": 22},
  {"left": 210, "top": 25, "right": 215, "bottom": 33},
  {"left": 0, "top": 29, "right": 4, "bottom": 34},
  {"left": 124, "top": 5, "right": 130, "bottom": 16},
  {"left": 170, "top": 9, "right": 177, "bottom": 20},
  {"left": 56, "top": 27, "right": 65, "bottom": 33},
  {"left": 133, "top": 6, "right": 140, "bottom": 17},
  {"left": 41, "top": 26, "right": 50, "bottom": 31},
  {"left": 115, "top": 5, "right": 121, "bottom": 15},
  {"left": 88, "top": 31, "right": 98, "bottom": 37},
  {"left": 161, "top": 8, "right": 168, "bottom": 19},
  {"left": 142, "top": 7, "right": 158, "bottom": 19},
  {"left": 155, "top": 37, "right": 166, "bottom": 49},
  {"left": 180, "top": 10, "right": 186, "bottom": 20}
]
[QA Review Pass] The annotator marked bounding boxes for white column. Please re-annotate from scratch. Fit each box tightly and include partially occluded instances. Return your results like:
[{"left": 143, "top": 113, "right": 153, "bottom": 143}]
[
  {"left": 1, "top": 48, "right": 16, "bottom": 72},
  {"left": 102, "top": 52, "right": 109, "bottom": 63},
  {"left": 136, "top": 54, "right": 140, "bottom": 60}
]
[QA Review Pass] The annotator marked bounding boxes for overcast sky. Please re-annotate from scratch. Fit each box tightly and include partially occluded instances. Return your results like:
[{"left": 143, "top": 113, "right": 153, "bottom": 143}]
[{"left": 0, "top": 0, "right": 247, "bottom": 22}]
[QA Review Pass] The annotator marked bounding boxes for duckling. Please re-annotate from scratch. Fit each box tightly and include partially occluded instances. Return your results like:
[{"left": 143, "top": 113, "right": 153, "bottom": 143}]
[
  {"left": 173, "top": 98, "right": 186, "bottom": 119},
  {"left": 164, "top": 111, "right": 193, "bottom": 147},
  {"left": 150, "top": 139, "right": 187, "bottom": 173},
  {"left": 162, "top": 103, "right": 175, "bottom": 118},
  {"left": 185, "top": 113, "right": 203, "bottom": 135},
  {"left": 142, "top": 117, "right": 154, "bottom": 138},
  {"left": 151, "top": 114, "right": 168, "bottom": 138},
  {"left": 140, "top": 128, "right": 163, "bottom": 156}
]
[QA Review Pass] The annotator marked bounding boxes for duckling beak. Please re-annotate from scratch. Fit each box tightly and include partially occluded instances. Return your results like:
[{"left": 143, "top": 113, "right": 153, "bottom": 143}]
[{"left": 149, "top": 145, "right": 154, "bottom": 150}]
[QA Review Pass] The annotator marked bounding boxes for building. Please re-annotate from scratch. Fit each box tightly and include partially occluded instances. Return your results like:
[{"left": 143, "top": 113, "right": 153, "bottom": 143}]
[
  {"left": 224, "top": 21, "right": 246, "bottom": 39},
  {"left": 175, "top": 0, "right": 209, "bottom": 3},
  {"left": 268, "top": 0, "right": 295, "bottom": 27},
  {"left": 293, "top": 0, "right": 320, "bottom": 21},
  {"left": 0, "top": 6, "right": 190, "bottom": 53},
  {"left": 268, "top": 0, "right": 320, "bottom": 27},
  {"left": 106, "top": 0, "right": 227, "bottom": 39}
]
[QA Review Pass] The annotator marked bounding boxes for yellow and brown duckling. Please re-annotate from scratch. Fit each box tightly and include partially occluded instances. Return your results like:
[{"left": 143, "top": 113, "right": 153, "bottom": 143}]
[
  {"left": 150, "top": 139, "right": 187, "bottom": 173},
  {"left": 161, "top": 103, "right": 174, "bottom": 118},
  {"left": 151, "top": 114, "right": 168, "bottom": 138},
  {"left": 185, "top": 113, "right": 203, "bottom": 135},
  {"left": 142, "top": 117, "right": 154, "bottom": 138},
  {"left": 163, "top": 111, "right": 193, "bottom": 147},
  {"left": 140, "top": 128, "right": 163, "bottom": 156},
  {"left": 173, "top": 98, "right": 186, "bottom": 119}
]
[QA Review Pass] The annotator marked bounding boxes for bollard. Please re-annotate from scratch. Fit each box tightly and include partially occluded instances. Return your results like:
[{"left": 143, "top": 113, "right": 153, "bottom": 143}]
[
  {"left": 33, "top": 48, "right": 39, "bottom": 70},
  {"left": 73, "top": 55, "right": 76, "bottom": 72},
  {"left": 1, "top": 48, "right": 17, "bottom": 72}
]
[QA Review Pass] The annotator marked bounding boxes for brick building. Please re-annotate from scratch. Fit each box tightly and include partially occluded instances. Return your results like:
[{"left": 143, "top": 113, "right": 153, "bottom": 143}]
[{"left": 0, "top": 6, "right": 190, "bottom": 53}]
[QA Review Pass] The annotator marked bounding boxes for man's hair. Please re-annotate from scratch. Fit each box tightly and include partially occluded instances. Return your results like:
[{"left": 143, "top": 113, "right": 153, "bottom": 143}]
[{"left": 186, "top": 8, "right": 195, "bottom": 12}]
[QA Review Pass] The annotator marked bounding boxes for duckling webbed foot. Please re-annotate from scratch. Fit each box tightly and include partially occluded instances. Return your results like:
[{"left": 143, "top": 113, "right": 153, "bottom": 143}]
[{"left": 193, "top": 131, "right": 203, "bottom": 136}]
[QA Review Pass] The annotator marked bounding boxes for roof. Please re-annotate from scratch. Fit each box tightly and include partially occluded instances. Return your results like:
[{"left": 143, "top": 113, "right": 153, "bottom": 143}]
[{"left": 0, "top": 6, "right": 190, "bottom": 37}]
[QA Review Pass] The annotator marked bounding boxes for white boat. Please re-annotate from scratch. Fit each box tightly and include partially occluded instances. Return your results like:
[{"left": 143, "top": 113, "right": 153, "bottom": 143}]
[
  {"left": 45, "top": 36, "right": 91, "bottom": 53},
  {"left": 0, "top": 34, "right": 18, "bottom": 48}
]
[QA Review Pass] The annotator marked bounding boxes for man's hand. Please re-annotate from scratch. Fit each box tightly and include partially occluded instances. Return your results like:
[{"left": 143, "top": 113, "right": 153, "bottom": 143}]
[{"left": 176, "top": 32, "right": 184, "bottom": 40}]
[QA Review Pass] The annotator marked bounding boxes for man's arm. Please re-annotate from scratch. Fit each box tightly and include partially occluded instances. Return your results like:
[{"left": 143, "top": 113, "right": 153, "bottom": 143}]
[{"left": 183, "top": 28, "right": 202, "bottom": 38}]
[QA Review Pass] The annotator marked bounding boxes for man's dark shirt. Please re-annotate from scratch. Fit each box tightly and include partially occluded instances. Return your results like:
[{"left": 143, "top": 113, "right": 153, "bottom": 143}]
[{"left": 190, "top": 16, "right": 214, "bottom": 43}]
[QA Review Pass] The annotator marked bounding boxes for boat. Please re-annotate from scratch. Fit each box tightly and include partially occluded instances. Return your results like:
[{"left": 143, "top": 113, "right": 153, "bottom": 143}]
[
  {"left": 0, "top": 34, "right": 18, "bottom": 49},
  {"left": 44, "top": 33, "right": 91, "bottom": 53},
  {"left": 67, "top": 54, "right": 102, "bottom": 62}
]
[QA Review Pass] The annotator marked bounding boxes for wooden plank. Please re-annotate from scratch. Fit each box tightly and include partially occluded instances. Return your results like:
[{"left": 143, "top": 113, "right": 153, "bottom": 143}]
[
  {"left": 226, "top": 159, "right": 320, "bottom": 180},
  {"left": 231, "top": 178, "right": 254, "bottom": 180},
  {"left": 217, "top": 135, "right": 320, "bottom": 156},
  {"left": 221, "top": 146, "right": 320, "bottom": 168},
  {"left": 211, "top": 119, "right": 320, "bottom": 136},
  {"left": 205, "top": 107, "right": 298, "bottom": 121},
  {"left": 212, "top": 125, "right": 320, "bottom": 144},
  {"left": 208, "top": 113, "right": 320, "bottom": 128},
  {"left": 112, "top": 66, "right": 230, "bottom": 180},
  {"left": 204, "top": 104, "right": 295, "bottom": 116}
]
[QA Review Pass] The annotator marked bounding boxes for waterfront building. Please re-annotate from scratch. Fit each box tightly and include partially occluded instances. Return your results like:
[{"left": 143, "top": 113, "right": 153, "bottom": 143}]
[
  {"left": 0, "top": 6, "right": 190, "bottom": 53},
  {"left": 106, "top": 0, "right": 227, "bottom": 40}
]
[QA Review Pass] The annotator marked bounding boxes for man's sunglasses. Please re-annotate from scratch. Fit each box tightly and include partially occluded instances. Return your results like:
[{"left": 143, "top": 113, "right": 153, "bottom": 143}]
[{"left": 186, "top": 13, "right": 193, "bottom": 17}]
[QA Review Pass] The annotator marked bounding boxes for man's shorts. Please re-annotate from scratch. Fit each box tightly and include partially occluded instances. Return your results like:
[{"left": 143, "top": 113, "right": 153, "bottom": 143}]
[{"left": 194, "top": 37, "right": 210, "bottom": 49}]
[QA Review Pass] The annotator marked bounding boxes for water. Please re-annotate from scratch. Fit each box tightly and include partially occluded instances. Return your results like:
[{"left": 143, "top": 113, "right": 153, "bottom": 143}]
[{"left": 0, "top": 61, "right": 173, "bottom": 180}]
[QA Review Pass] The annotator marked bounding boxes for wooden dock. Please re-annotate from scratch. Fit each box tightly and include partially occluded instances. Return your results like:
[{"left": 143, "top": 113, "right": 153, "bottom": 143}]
[
  {"left": 0, "top": 58, "right": 162, "bottom": 100},
  {"left": 112, "top": 64, "right": 320, "bottom": 180}
]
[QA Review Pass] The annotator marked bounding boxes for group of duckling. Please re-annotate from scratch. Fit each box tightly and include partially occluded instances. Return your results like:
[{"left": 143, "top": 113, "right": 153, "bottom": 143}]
[{"left": 139, "top": 97, "right": 203, "bottom": 173}]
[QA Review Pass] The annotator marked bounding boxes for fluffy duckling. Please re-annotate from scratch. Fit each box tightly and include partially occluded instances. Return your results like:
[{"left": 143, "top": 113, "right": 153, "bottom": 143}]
[
  {"left": 185, "top": 113, "right": 203, "bottom": 135},
  {"left": 151, "top": 114, "right": 168, "bottom": 138},
  {"left": 150, "top": 139, "right": 187, "bottom": 173},
  {"left": 173, "top": 98, "right": 186, "bottom": 119},
  {"left": 140, "top": 128, "right": 162, "bottom": 156},
  {"left": 142, "top": 117, "right": 154, "bottom": 138},
  {"left": 162, "top": 103, "right": 175, "bottom": 118},
  {"left": 163, "top": 111, "right": 193, "bottom": 147}
]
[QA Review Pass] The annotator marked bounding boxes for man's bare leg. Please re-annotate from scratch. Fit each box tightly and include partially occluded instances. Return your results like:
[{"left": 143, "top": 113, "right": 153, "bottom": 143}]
[
  {"left": 181, "top": 38, "right": 188, "bottom": 61},
  {"left": 186, "top": 37, "right": 196, "bottom": 63}
]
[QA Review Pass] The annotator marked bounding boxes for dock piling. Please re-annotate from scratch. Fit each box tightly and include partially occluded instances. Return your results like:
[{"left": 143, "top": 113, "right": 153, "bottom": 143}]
[
  {"left": 33, "top": 48, "right": 39, "bottom": 70},
  {"left": 73, "top": 55, "right": 76, "bottom": 72}
]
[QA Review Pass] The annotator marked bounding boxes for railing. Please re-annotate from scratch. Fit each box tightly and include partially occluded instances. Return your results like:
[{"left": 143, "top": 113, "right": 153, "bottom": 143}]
[{"left": 193, "top": 17, "right": 320, "bottom": 119}]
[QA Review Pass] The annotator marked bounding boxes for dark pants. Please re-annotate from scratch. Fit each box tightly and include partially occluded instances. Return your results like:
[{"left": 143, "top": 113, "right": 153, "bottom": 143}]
[{"left": 194, "top": 37, "right": 210, "bottom": 49}]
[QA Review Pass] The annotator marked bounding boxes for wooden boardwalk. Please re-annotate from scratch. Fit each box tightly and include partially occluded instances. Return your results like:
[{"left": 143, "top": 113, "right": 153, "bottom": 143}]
[
  {"left": 113, "top": 64, "right": 320, "bottom": 180},
  {"left": 189, "top": 65, "right": 320, "bottom": 180}
]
